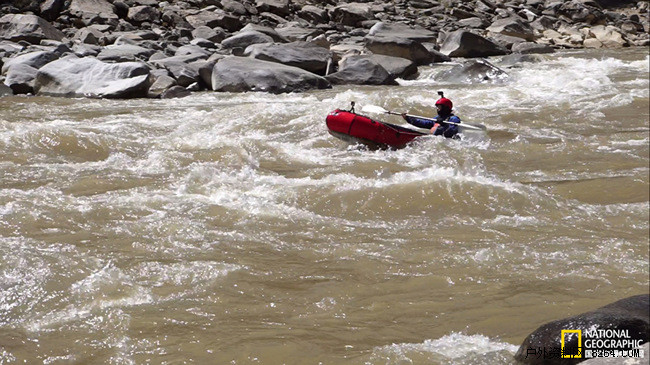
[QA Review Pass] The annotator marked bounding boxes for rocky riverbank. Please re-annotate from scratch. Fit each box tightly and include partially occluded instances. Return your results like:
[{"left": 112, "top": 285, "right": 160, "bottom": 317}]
[{"left": 1, "top": 0, "right": 648, "bottom": 98}]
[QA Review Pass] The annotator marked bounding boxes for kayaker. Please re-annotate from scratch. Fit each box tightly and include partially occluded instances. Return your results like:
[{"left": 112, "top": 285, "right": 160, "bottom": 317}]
[{"left": 401, "top": 92, "right": 461, "bottom": 139}]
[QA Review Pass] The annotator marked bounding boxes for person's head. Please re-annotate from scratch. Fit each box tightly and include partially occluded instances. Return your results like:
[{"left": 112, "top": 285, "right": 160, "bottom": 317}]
[{"left": 435, "top": 96, "right": 453, "bottom": 117}]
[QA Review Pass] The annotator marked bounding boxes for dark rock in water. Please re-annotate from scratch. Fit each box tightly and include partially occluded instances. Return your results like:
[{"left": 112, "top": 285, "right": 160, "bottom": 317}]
[
  {"left": 4, "top": 63, "right": 38, "bottom": 94},
  {"left": 511, "top": 41, "right": 555, "bottom": 54},
  {"left": 515, "top": 294, "right": 650, "bottom": 365},
  {"left": 326, "top": 55, "right": 397, "bottom": 86},
  {"left": 159, "top": 85, "right": 191, "bottom": 99},
  {"left": 211, "top": 56, "right": 331, "bottom": 93},
  {"left": 34, "top": 55, "right": 151, "bottom": 98},
  {"left": 0, "top": 82, "right": 13, "bottom": 97},
  {"left": 497, "top": 53, "right": 545, "bottom": 68},
  {"left": 0, "top": 14, "right": 65, "bottom": 44},
  {"left": 244, "top": 41, "right": 332, "bottom": 75},
  {"left": 436, "top": 59, "right": 508, "bottom": 84},
  {"left": 439, "top": 30, "right": 509, "bottom": 58}
]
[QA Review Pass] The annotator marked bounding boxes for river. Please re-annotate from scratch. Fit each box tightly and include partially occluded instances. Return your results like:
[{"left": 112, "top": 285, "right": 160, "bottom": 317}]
[{"left": 1, "top": 48, "right": 648, "bottom": 364}]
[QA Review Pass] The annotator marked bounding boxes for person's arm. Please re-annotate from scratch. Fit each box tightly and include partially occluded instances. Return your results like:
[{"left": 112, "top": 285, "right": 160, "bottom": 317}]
[{"left": 402, "top": 114, "right": 438, "bottom": 129}]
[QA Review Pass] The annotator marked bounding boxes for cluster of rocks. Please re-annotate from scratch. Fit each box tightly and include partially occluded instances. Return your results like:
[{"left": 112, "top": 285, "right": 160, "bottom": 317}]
[{"left": 0, "top": 0, "right": 648, "bottom": 98}]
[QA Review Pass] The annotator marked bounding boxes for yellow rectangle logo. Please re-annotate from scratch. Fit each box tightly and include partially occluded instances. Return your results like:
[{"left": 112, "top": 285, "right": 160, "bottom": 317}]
[{"left": 561, "top": 330, "right": 582, "bottom": 358}]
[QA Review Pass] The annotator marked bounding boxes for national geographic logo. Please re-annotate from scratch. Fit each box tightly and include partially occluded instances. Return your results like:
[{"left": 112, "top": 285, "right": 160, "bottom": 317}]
[{"left": 561, "top": 329, "right": 645, "bottom": 359}]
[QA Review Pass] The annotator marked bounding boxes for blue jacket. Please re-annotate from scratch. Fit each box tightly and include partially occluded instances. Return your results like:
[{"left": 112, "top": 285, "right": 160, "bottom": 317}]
[{"left": 404, "top": 114, "right": 461, "bottom": 138}]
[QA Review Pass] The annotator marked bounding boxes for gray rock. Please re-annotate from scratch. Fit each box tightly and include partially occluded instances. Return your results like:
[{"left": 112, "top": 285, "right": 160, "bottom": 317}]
[
  {"left": 298, "top": 5, "right": 328, "bottom": 24},
  {"left": 515, "top": 294, "right": 649, "bottom": 365},
  {"left": 0, "top": 82, "right": 13, "bottom": 97},
  {"left": 191, "top": 26, "right": 226, "bottom": 43},
  {"left": 439, "top": 30, "right": 509, "bottom": 58},
  {"left": 40, "top": 0, "right": 64, "bottom": 21},
  {"left": 330, "top": 3, "right": 374, "bottom": 27},
  {"left": 221, "top": 31, "right": 275, "bottom": 49},
  {"left": 367, "top": 22, "right": 437, "bottom": 42},
  {"left": 4, "top": 63, "right": 38, "bottom": 94},
  {"left": 370, "top": 54, "right": 418, "bottom": 80},
  {"left": 174, "top": 44, "right": 211, "bottom": 57},
  {"left": 487, "top": 17, "right": 536, "bottom": 41},
  {"left": 1, "top": 50, "right": 59, "bottom": 75},
  {"left": 0, "top": 14, "right": 65, "bottom": 44},
  {"left": 68, "top": 0, "right": 118, "bottom": 22},
  {"left": 96, "top": 44, "right": 156, "bottom": 62},
  {"left": 148, "top": 74, "right": 177, "bottom": 98},
  {"left": 73, "top": 27, "right": 107, "bottom": 45},
  {"left": 244, "top": 41, "right": 332, "bottom": 75},
  {"left": 160, "top": 85, "right": 192, "bottom": 98},
  {"left": 511, "top": 41, "right": 555, "bottom": 54},
  {"left": 436, "top": 59, "right": 509, "bottom": 84},
  {"left": 255, "top": 0, "right": 290, "bottom": 17},
  {"left": 211, "top": 56, "right": 330, "bottom": 93},
  {"left": 240, "top": 24, "right": 288, "bottom": 43},
  {"left": 127, "top": 6, "right": 161, "bottom": 23},
  {"left": 185, "top": 10, "right": 242, "bottom": 32},
  {"left": 274, "top": 22, "right": 323, "bottom": 42},
  {"left": 365, "top": 35, "right": 434, "bottom": 66},
  {"left": 34, "top": 56, "right": 151, "bottom": 98},
  {"left": 326, "top": 55, "right": 397, "bottom": 86},
  {"left": 222, "top": 0, "right": 247, "bottom": 15}
]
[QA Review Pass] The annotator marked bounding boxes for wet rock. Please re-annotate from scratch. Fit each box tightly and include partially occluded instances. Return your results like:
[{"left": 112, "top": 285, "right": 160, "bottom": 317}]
[
  {"left": 511, "top": 41, "right": 555, "bottom": 54},
  {"left": 160, "top": 85, "right": 191, "bottom": 98},
  {"left": 325, "top": 55, "right": 397, "bottom": 86},
  {"left": 147, "top": 74, "right": 176, "bottom": 98},
  {"left": 514, "top": 294, "right": 649, "bottom": 365},
  {"left": 34, "top": 55, "right": 151, "bottom": 98},
  {"left": 0, "top": 14, "right": 65, "bottom": 44},
  {"left": 0, "top": 82, "right": 13, "bottom": 97},
  {"left": 244, "top": 41, "right": 332, "bottom": 75},
  {"left": 211, "top": 56, "right": 331, "bottom": 93},
  {"left": 436, "top": 59, "right": 508, "bottom": 84},
  {"left": 439, "top": 30, "right": 509, "bottom": 58}
]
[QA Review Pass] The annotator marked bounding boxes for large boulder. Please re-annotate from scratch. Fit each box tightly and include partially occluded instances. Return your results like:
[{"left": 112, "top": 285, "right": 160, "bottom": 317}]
[
  {"left": 515, "top": 294, "right": 649, "bottom": 365},
  {"left": 4, "top": 63, "right": 38, "bottom": 94},
  {"left": 96, "top": 44, "right": 156, "bottom": 62},
  {"left": 369, "top": 54, "right": 418, "bottom": 80},
  {"left": 436, "top": 59, "right": 508, "bottom": 84},
  {"left": 68, "top": 0, "right": 118, "bottom": 23},
  {"left": 1, "top": 50, "right": 59, "bottom": 75},
  {"left": 329, "top": 3, "right": 374, "bottom": 27},
  {"left": 439, "top": 30, "right": 509, "bottom": 58},
  {"left": 325, "top": 55, "right": 397, "bottom": 86},
  {"left": 367, "top": 22, "right": 437, "bottom": 42},
  {"left": 34, "top": 56, "right": 151, "bottom": 98},
  {"left": 244, "top": 41, "right": 332, "bottom": 75},
  {"left": 365, "top": 36, "right": 434, "bottom": 66},
  {"left": 221, "top": 31, "right": 275, "bottom": 49},
  {"left": 211, "top": 56, "right": 330, "bottom": 93},
  {"left": 0, "top": 83, "right": 13, "bottom": 97},
  {"left": 0, "top": 14, "right": 65, "bottom": 44},
  {"left": 487, "top": 17, "right": 536, "bottom": 41}
]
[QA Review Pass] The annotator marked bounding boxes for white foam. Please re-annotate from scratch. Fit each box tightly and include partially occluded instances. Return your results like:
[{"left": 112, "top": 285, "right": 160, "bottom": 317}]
[{"left": 374, "top": 332, "right": 519, "bottom": 362}]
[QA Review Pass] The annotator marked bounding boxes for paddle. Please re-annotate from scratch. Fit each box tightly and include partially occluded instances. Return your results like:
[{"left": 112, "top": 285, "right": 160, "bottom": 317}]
[{"left": 361, "top": 105, "right": 487, "bottom": 132}]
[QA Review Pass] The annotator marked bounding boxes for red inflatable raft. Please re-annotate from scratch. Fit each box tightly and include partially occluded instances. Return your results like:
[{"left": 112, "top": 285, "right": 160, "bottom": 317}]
[{"left": 326, "top": 109, "right": 427, "bottom": 149}]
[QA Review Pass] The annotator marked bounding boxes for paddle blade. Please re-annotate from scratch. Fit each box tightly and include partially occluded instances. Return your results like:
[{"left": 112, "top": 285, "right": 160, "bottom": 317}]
[{"left": 361, "top": 105, "right": 389, "bottom": 114}]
